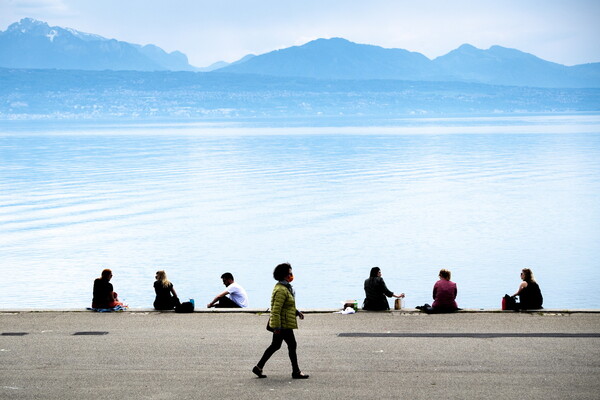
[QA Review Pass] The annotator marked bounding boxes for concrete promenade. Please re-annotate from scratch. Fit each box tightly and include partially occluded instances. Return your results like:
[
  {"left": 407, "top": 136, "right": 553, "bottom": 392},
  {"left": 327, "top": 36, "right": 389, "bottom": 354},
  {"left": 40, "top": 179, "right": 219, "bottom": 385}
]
[{"left": 1, "top": 310, "right": 599, "bottom": 399}]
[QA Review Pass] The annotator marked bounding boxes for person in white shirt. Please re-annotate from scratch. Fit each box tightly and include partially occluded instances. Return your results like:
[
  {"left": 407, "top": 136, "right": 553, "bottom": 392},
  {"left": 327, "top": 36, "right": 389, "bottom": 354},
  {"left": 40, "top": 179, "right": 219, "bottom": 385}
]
[{"left": 207, "top": 272, "right": 249, "bottom": 308}]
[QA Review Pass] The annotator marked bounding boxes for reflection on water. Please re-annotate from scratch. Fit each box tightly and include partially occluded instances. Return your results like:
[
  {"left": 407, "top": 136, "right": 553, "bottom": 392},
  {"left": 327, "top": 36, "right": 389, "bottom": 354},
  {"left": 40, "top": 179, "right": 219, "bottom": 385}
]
[{"left": 1, "top": 118, "right": 600, "bottom": 309}]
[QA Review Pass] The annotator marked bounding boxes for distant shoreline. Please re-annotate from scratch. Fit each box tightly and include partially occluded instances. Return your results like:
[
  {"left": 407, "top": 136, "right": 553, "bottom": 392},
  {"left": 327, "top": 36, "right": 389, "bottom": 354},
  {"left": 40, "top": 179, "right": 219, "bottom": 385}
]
[{"left": 1, "top": 113, "right": 599, "bottom": 135}]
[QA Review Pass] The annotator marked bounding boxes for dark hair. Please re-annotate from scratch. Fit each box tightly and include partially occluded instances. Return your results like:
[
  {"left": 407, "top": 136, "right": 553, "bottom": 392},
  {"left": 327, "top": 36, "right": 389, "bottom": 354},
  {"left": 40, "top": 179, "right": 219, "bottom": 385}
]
[
  {"left": 101, "top": 269, "right": 112, "bottom": 279},
  {"left": 369, "top": 267, "right": 380, "bottom": 278},
  {"left": 439, "top": 269, "right": 451, "bottom": 280},
  {"left": 221, "top": 272, "right": 234, "bottom": 281},
  {"left": 273, "top": 263, "right": 292, "bottom": 281}
]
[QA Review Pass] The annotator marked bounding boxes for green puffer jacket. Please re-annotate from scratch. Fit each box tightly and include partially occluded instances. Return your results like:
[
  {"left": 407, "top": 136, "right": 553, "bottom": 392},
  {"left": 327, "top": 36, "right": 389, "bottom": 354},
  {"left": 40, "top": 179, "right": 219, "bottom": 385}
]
[{"left": 269, "top": 283, "right": 298, "bottom": 330}]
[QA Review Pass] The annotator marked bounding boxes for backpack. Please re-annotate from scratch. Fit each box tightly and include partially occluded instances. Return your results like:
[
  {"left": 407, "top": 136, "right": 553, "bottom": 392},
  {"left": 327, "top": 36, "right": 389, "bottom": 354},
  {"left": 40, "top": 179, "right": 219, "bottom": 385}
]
[{"left": 175, "top": 301, "right": 195, "bottom": 313}]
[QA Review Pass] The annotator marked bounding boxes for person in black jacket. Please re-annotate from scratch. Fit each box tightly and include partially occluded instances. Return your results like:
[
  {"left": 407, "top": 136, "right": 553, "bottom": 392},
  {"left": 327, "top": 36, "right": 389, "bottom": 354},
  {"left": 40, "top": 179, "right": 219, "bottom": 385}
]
[
  {"left": 153, "top": 270, "right": 180, "bottom": 310},
  {"left": 363, "top": 267, "right": 405, "bottom": 311},
  {"left": 92, "top": 269, "right": 123, "bottom": 309},
  {"left": 510, "top": 268, "right": 543, "bottom": 310}
]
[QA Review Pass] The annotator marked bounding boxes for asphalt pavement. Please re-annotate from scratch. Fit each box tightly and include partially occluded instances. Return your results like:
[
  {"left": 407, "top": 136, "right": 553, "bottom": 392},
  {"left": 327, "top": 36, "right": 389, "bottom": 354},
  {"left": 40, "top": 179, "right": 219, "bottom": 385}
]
[{"left": 1, "top": 310, "right": 599, "bottom": 399}]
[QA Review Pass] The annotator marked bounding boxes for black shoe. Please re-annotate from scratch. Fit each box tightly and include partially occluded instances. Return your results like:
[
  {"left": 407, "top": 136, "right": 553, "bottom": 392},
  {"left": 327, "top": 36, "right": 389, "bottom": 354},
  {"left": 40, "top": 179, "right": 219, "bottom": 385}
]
[
  {"left": 292, "top": 372, "right": 309, "bottom": 379},
  {"left": 252, "top": 366, "right": 267, "bottom": 378}
]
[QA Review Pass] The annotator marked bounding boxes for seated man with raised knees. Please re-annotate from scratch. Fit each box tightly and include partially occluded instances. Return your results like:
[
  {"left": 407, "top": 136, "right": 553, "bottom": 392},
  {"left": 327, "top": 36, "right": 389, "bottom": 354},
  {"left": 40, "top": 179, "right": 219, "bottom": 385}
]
[{"left": 207, "top": 272, "right": 249, "bottom": 308}]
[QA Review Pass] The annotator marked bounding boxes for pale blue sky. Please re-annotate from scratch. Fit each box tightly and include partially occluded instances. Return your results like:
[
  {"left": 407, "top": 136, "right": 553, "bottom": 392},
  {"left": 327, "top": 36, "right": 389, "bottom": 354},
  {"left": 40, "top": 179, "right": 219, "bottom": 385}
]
[{"left": 1, "top": 0, "right": 599, "bottom": 67}]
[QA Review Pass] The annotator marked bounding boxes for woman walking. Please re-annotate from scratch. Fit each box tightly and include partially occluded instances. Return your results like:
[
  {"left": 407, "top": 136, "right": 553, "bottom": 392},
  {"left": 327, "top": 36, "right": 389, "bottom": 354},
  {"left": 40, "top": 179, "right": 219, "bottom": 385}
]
[{"left": 252, "top": 263, "right": 309, "bottom": 379}]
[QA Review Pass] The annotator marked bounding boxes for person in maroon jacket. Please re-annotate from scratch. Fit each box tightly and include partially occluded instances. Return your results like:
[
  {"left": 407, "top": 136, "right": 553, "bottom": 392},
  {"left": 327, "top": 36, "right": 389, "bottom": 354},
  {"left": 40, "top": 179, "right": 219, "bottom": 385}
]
[{"left": 417, "top": 269, "right": 459, "bottom": 313}]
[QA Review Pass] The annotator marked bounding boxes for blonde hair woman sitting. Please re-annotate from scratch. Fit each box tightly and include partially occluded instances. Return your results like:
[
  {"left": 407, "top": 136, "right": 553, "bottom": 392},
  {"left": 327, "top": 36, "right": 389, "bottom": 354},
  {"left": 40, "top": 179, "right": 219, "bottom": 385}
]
[{"left": 154, "top": 270, "right": 180, "bottom": 310}]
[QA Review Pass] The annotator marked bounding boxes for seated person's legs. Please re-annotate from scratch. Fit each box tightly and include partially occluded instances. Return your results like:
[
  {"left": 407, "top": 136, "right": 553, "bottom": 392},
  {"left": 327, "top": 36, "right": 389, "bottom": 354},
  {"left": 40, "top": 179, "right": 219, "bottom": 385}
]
[{"left": 214, "top": 296, "right": 241, "bottom": 308}]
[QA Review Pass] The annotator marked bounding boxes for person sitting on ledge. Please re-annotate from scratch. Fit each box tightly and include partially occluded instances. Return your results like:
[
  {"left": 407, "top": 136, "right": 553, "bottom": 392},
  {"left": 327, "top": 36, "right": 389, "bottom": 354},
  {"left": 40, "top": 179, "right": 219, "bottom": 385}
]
[
  {"left": 153, "top": 270, "right": 180, "bottom": 310},
  {"left": 207, "top": 272, "right": 248, "bottom": 308},
  {"left": 92, "top": 268, "right": 123, "bottom": 309},
  {"left": 362, "top": 267, "right": 405, "bottom": 311},
  {"left": 504, "top": 268, "right": 543, "bottom": 310},
  {"left": 417, "top": 269, "right": 459, "bottom": 313}
]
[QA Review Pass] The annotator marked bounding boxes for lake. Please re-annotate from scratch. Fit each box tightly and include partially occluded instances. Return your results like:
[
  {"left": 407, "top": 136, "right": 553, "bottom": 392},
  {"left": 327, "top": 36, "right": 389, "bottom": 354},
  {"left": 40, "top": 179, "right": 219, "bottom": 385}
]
[{"left": 1, "top": 115, "right": 599, "bottom": 310}]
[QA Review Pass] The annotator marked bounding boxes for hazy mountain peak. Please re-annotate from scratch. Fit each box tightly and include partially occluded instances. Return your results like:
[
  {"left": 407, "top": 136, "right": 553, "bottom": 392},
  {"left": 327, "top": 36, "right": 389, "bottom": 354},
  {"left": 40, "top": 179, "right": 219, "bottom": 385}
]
[
  {"left": 447, "top": 44, "right": 539, "bottom": 62},
  {"left": 305, "top": 37, "right": 352, "bottom": 46},
  {"left": 0, "top": 17, "right": 197, "bottom": 71},
  {"left": 4, "top": 17, "right": 106, "bottom": 42},
  {"left": 7, "top": 17, "right": 49, "bottom": 34},
  {"left": 11, "top": 17, "right": 46, "bottom": 29},
  {"left": 301, "top": 37, "right": 402, "bottom": 53},
  {"left": 451, "top": 44, "right": 481, "bottom": 54},
  {"left": 269, "top": 37, "right": 355, "bottom": 54},
  {"left": 219, "top": 36, "right": 434, "bottom": 79}
]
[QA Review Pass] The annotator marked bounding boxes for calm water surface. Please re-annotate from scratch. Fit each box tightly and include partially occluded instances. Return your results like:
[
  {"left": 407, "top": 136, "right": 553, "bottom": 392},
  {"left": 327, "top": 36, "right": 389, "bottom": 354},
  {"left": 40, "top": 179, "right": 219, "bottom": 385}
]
[{"left": 1, "top": 116, "right": 599, "bottom": 309}]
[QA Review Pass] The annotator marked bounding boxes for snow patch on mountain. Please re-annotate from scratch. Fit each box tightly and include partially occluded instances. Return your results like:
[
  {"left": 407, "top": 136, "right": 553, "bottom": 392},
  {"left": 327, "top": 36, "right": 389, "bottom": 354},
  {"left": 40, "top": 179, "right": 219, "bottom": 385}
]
[{"left": 46, "top": 29, "right": 57, "bottom": 42}]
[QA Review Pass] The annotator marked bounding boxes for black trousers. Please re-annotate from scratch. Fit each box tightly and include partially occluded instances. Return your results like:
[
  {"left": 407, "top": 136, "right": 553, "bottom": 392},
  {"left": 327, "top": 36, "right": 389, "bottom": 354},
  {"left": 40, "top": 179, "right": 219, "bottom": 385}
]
[
  {"left": 154, "top": 296, "right": 180, "bottom": 310},
  {"left": 214, "top": 296, "right": 241, "bottom": 308},
  {"left": 422, "top": 305, "right": 457, "bottom": 314},
  {"left": 257, "top": 329, "right": 299, "bottom": 373}
]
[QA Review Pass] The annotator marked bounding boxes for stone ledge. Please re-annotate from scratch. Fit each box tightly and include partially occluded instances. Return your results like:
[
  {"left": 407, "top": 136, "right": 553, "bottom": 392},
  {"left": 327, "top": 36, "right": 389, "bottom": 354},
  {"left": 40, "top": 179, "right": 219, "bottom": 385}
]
[{"left": 1, "top": 308, "right": 599, "bottom": 314}]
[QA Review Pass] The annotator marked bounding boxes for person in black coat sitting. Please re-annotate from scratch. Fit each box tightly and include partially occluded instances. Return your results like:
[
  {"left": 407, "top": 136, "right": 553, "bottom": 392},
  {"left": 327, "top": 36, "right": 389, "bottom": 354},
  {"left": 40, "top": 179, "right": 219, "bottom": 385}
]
[
  {"left": 363, "top": 267, "right": 405, "bottom": 311},
  {"left": 154, "top": 270, "right": 180, "bottom": 310},
  {"left": 505, "top": 268, "right": 543, "bottom": 310}
]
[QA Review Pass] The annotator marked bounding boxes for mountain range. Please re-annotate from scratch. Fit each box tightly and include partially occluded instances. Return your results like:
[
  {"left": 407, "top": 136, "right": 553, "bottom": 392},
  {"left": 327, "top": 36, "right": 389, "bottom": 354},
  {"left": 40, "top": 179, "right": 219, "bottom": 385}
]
[
  {"left": 1, "top": 18, "right": 599, "bottom": 88},
  {"left": 219, "top": 38, "right": 600, "bottom": 88},
  {"left": 0, "top": 18, "right": 196, "bottom": 71}
]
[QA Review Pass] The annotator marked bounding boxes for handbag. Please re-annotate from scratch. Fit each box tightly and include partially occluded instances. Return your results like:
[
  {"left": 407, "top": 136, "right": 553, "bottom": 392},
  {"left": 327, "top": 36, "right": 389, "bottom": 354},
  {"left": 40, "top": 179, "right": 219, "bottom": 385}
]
[
  {"left": 266, "top": 317, "right": 274, "bottom": 332},
  {"left": 503, "top": 294, "right": 517, "bottom": 311}
]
